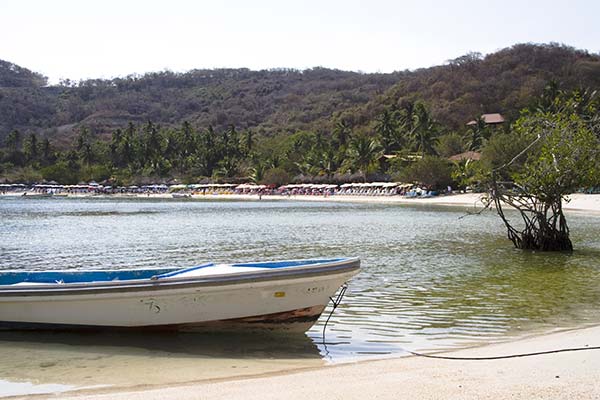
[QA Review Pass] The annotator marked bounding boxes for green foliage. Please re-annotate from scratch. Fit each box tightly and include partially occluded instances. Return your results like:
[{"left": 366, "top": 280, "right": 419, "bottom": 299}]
[
  {"left": 249, "top": 161, "right": 266, "bottom": 183},
  {"left": 23, "top": 133, "right": 39, "bottom": 163},
  {"left": 513, "top": 113, "right": 600, "bottom": 202},
  {"left": 1, "top": 43, "right": 600, "bottom": 188},
  {"left": 345, "top": 134, "right": 383, "bottom": 181},
  {"left": 480, "top": 131, "right": 533, "bottom": 179},
  {"left": 451, "top": 159, "right": 484, "bottom": 190},
  {"left": 436, "top": 132, "right": 466, "bottom": 158},
  {"left": 400, "top": 156, "right": 454, "bottom": 189},
  {"left": 486, "top": 89, "right": 600, "bottom": 251},
  {"left": 5, "top": 166, "right": 43, "bottom": 183},
  {"left": 261, "top": 167, "right": 290, "bottom": 186},
  {"left": 81, "top": 164, "right": 112, "bottom": 183},
  {"left": 374, "top": 108, "right": 402, "bottom": 153},
  {"left": 465, "top": 117, "right": 489, "bottom": 151},
  {"left": 40, "top": 161, "right": 81, "bottom": 184},
  {"left": 409, "top": 102, "right": 440, "bottom": 156}
]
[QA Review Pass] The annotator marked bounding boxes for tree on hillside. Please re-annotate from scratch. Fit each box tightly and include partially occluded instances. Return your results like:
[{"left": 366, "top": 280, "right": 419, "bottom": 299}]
[
  {"left": 5, "top": 130, "right": 21, "bottom": 153},
  {"left": 333, "top": 119, "right": 352, "bottom": 149},
  {"left": 76, "top": 127, "right": 94, "bottom": 167},
  {"left": 410, "top": 102, "right": 440, "bottom": 156},
  {"left": 142, "top": 122, "right": 163, "bottom": 171},
  {"left": 39, "top": 137, "right": 53, "bottom": 166},
  {"left": 2, "top": 130, "right": 25, "bottom": 166},
  {"left": 195, "top": 126, "right": 220, "bottom": 177},
  {"left": 346, "top": 134, "right": 383, "bottom": 182},
  {"left": 23, "top": 133, "right": 39, "bottom": 163},
  {"left": 242, "top": 130, "right": 254, "bottom": 155},
  {"left": 436, "top": 132, "right": 466, "bottom": 158},
  {"left": 466, "top": 116, "right": 489, "bottom": 151},
  {"left": 375, "top": 108, "right": 402, "bottom": 154},
  {"left": 401, "top": 156, "right": 454, "bottom": 189}
]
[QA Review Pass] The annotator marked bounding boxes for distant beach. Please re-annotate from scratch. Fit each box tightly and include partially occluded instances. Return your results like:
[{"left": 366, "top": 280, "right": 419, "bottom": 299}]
[{"left": 3, "top": 190, "right": 598, "bottom": 214}]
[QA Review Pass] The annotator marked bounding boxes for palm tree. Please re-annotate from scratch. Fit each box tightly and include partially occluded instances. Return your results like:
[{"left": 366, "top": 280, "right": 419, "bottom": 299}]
[
  {"left": 23, "top": 132, "right": 39, "bottom": 163},
  {"left": 143, "top": 122, "right": 163, "bottom": 170},
  {"left": 242, "top": 130, "right": 254, "bottom": 155},
  {"left": 375, "top": 108, "right": 402, "bottom": 153},
  {"left": 411, "top": 102, "right": 439, "bottom": 157},
  {"left": 179, "top": 121, "right": 196, "bottom": 158},
  {"left": 40, "top": 138, "right": 52, "bottom": 165},
  {"left": 399, "top": 101, "right": 417, "bottom": 134},
  {"left": 346, "top": 135, "right": 383, "bottom": 182},
  {"left": 333, "top": 119, "right": 351, "bottom": 148},
  {"left": 249, "top": 160, "right": 266, "bottom": 183},
  {"left": 121, "top": 122, "right": 136, "bottom": 167},
  {"left": 536, "top": 80, "right": 562, "bottom": 113},
  {"left": 466, "top": 116, "right": 487, "bottom": 151},
  {"left": 317, "top": 146, "right": 340, "bottom": 179},
  {"left": 5, "top": 130, "right": 21, "bottom": 154}
]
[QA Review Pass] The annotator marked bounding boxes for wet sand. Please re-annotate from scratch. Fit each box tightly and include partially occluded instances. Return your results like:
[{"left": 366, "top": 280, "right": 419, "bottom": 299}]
[
  {"left": 39, "top": 324, "right": 600, "bottom": 400},
  {"left": 0, "top": 332, "right": 324, "bottom": 398}
]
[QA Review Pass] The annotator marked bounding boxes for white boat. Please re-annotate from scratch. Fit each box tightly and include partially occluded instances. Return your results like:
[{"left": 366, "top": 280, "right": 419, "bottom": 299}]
[
  {"left": 21, "top": 191, "right": 53, "bottom": 198},
  {"left": 0, "top": 258, "right": 359, "bottom": 332},
  {"left": 171, "top": 193, "right": 191, "bottom": 198}
]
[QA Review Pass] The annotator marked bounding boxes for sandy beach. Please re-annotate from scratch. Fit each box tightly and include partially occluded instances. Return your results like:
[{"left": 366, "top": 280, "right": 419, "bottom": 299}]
[
  {"left": 4, "top": 191, "right": 599, "bottom": 214},
  {"left": 166, "top": 192, "right": 600, "bottom": 216},
  {"left": 229, "top": 192, "right": 600, "bottom": 214},
  {"left": 35, "top": 324, "right": 600, "bottom": 400}
]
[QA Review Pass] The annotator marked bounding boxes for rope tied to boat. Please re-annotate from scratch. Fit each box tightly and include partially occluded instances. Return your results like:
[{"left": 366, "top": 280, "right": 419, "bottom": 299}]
[{"left": 322, "top": 283, "right": 348, "bottom": 344}]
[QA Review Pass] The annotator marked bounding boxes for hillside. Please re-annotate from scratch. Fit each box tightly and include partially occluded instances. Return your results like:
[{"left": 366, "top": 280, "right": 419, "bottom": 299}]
[{"left": 1, "top": 43, "right": 599, "bottom": 146}]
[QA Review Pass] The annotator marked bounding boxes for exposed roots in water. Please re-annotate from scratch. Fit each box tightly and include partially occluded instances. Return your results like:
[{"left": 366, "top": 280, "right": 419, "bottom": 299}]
[{"left": 489, "top": 176, "right": 573, "bottom": 252}]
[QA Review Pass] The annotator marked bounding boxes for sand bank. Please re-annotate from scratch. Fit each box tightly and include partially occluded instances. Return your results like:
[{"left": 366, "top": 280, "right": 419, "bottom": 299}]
[{"left": 47, "top": 324, "right": 600, "bottom": 400}]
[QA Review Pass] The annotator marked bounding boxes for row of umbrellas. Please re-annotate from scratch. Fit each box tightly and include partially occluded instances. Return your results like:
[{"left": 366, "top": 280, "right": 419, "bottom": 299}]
[{"left": 2, "top": 182, "right": 415, "bottom": 191}]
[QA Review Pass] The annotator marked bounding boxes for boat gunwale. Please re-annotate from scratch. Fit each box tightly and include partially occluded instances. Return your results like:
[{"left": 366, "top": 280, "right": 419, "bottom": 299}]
[{"left": 0, "top": 258, "right": 360, "bottom": 297}]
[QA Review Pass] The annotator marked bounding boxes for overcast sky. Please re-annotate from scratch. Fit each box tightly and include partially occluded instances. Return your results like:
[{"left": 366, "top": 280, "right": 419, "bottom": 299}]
[{"left": 1, "top": 0, "right": 599, "bottom": 83}]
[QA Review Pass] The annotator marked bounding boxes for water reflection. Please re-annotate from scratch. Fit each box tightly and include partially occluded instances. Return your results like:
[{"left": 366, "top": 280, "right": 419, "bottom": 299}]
[
  {"left": 0, "top": 330, "right": 322, "bottom": 395},
  {"left": 0, "top": 330, "right": 321, "bottom": 359}
]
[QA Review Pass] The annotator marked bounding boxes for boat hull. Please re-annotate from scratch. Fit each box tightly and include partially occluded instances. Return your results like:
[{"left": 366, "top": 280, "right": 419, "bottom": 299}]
[
  {"left": 0, "top": 259, "right": 359, "bottom": 332},
  {"left": 0, "top": 305, "right": 326, "bottom": 333}
]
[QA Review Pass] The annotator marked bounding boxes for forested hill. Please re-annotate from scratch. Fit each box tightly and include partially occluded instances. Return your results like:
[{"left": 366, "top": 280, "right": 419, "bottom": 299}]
[{"left": 1, "top": 43, "right": 599, "bottom": 145}]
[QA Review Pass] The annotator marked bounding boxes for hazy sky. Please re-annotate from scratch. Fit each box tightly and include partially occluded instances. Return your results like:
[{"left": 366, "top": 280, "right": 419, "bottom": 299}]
[{"left": 1, "top": 0, "right": 599, "bottom": 83}]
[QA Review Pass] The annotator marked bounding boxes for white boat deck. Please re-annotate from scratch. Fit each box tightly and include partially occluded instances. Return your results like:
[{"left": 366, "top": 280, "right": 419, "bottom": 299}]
[{"left": 167, "top": 265, "right": 269, "bottom": 278}]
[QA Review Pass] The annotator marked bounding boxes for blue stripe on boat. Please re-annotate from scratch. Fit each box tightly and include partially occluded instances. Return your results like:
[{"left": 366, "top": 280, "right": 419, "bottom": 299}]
[
  {"left": 0, "top": 268, "right": 179, "bottom": 285},
  {"left": 0, "top": 258, "right": 349, "bottom": 285}
]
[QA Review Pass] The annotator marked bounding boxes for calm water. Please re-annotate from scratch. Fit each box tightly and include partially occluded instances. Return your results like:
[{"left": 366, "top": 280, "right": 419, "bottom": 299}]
[{"left": 1, "top": 197, "right": 600, "bottom": 395}]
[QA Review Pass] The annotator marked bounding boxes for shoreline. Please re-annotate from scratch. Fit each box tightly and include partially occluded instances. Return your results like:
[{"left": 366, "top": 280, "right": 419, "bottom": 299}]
[
  {"left": 42, "top": 324, "right": 600, "bottom": 400},
  {"left": 2, "top": 192, "right": 600, "bottom": 214}
]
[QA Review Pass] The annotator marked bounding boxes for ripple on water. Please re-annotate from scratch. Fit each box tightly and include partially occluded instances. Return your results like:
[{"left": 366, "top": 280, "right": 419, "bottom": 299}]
[{"left": 1, "top": 197, "right": 600, "bottom": 392}]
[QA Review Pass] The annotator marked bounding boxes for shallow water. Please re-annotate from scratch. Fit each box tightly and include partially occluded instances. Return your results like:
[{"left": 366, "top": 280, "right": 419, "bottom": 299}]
[{"left": 1, "top": 197, "right": 600, "bottom": 395}]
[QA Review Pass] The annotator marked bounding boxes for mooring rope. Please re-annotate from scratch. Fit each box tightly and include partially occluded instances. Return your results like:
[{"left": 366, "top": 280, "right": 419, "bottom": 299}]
[
  {"left": 320, "top": 284, "right": 600, "bottom": 361},
  {"left": 321, "top": 283, "right": 348, "bottom": 344},
  {"left": 404, "top": 345, "right": 600, "bottom": 361}
]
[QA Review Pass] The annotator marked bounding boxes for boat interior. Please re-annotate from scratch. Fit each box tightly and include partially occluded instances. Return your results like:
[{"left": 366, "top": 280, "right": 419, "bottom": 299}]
[{"left": 0, "top": 258, "right": 348, "bottom": 285}]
